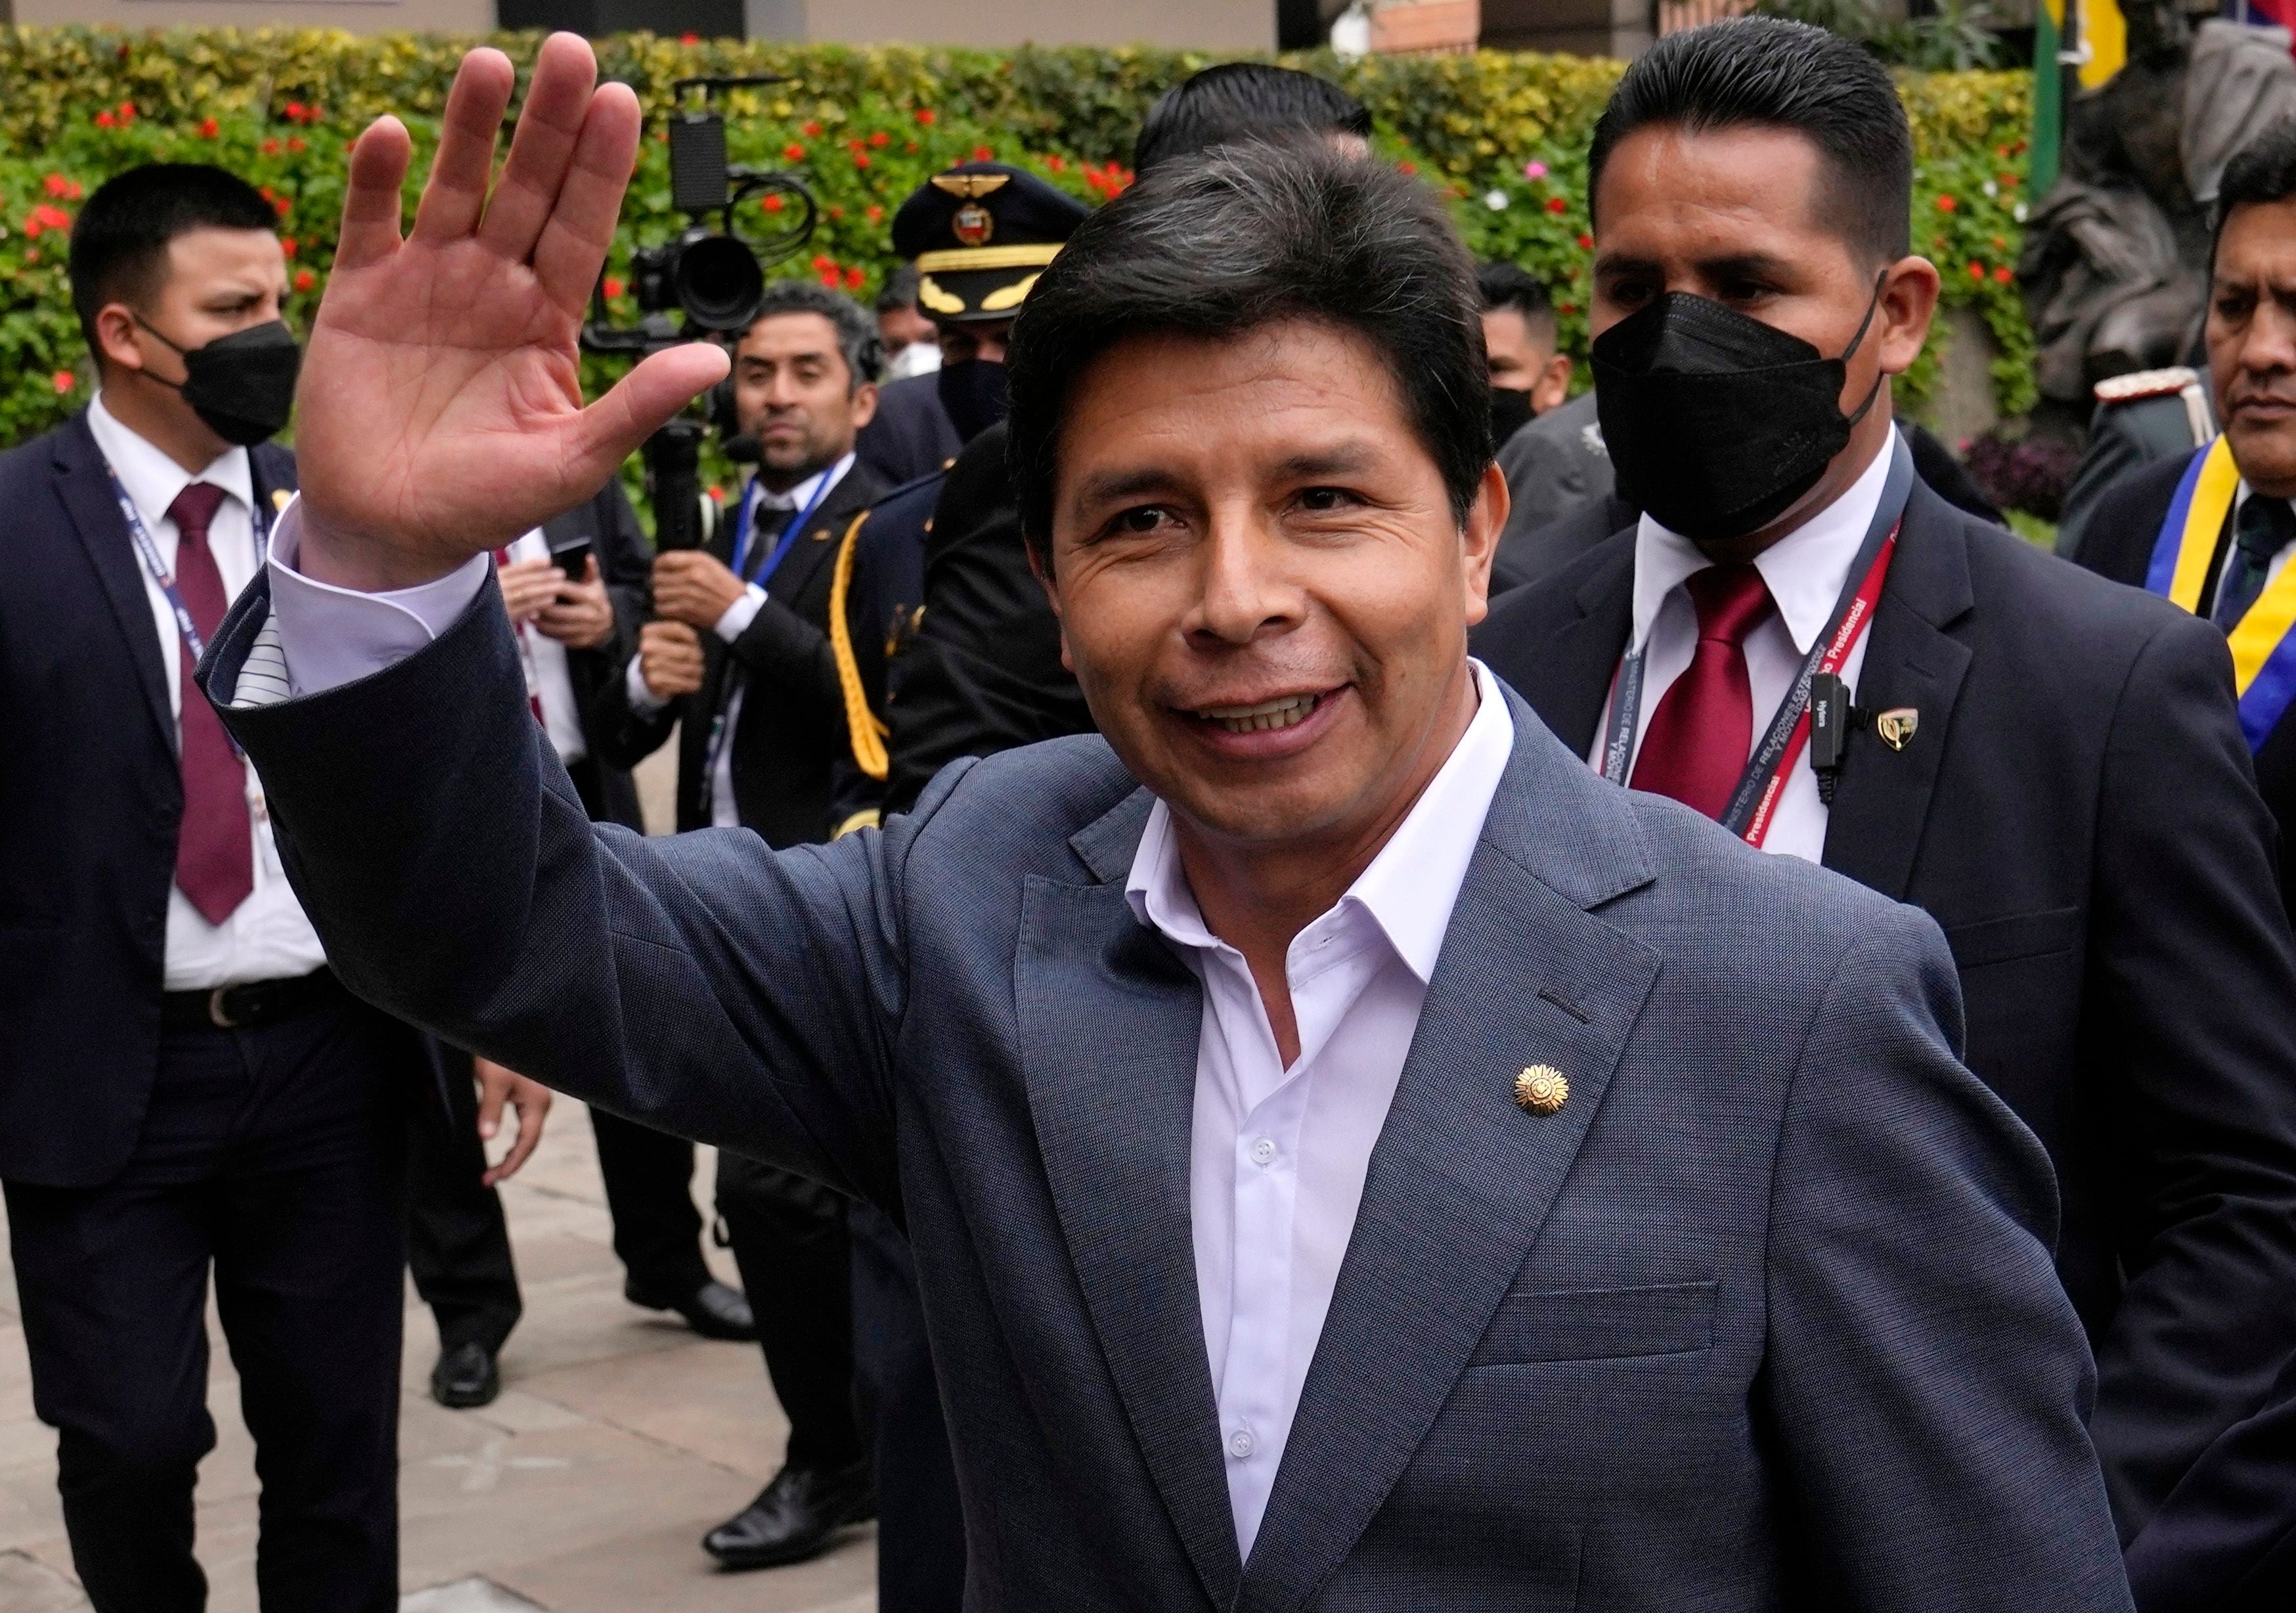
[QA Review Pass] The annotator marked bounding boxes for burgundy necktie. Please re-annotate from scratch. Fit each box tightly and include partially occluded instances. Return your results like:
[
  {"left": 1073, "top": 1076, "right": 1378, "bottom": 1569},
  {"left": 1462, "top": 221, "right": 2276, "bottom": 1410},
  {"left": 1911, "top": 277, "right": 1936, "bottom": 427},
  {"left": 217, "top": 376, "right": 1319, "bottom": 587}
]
[
  {"left": 168, "top": 481, "right": 254, "bottom": 925},
  {"left": 1629, "top": 563, "right": 1776, "bottom": 822}
]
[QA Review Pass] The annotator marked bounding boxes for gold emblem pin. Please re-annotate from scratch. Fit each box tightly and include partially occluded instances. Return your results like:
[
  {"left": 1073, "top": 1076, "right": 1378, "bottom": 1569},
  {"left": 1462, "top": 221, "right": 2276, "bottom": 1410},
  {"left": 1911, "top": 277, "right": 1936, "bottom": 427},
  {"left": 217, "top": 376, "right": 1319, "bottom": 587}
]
[
  {"left": 952, "top": 202, "right": 995, "bottom": 248},
  {"left": 271, "top": 488, "right": 292, "bottom": 514},
  {"left": 1873, "top": 708, "right": 1919, "bottom": 751},
  {"left": 1514, "top": 1065, "right": 1569, "bottom": 1116}
]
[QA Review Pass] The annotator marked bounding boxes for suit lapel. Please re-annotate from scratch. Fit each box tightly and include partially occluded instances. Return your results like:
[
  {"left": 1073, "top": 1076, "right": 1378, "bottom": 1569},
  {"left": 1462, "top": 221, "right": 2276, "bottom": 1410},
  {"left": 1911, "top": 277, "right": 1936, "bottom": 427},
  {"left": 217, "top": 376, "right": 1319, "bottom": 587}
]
[
  {"left": 1019, "top": 791, "right": 1243, "bottom": 1609},
  {"left": 1821, "top": 484, "right": 1974, "bottom": 901},
  {"left": 53, "top": 414, "right": 173, "bottom": 746},
  {"left": 1490, "top": 537, "right": 1635, "bottom": 757},
  {"left": 768, "top": 466, "right": 878, "bottom": 608},
  {"left": 1240, "top": 709, "right": 1660, "bottom": 1612}
]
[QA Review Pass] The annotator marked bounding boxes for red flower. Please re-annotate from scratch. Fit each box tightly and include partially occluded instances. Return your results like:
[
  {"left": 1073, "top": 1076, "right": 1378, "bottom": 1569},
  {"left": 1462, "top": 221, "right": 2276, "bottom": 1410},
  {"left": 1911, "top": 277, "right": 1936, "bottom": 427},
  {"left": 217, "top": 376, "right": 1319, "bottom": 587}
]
[
  {"left": 22, "top": 217, "right": 43, "bottom": 240},
  {"left": 784, "top": 143, "right": 806, "bottom": 160},
  {"left": 866, "top": 204, "right": 884, "bottom": 223},
  {"left": 198, "top": 117, "right": 219, "bottom": 139},
  {"left": 680, "top": 31, "right": 699, "bottom": 43},
  {"left": 762, "top": 194, "right": 785, "bottom": 213},
  {"left": 1935, "top": 194, "right": 1957, "bottom": 213},
  {"left": 870, "top": 131, "right": 889, "bottom": 148},
  {"left": 1993, "top": 265, "right": 2014, "bottom": 284},
  {"left": 1998, "top": 173, "right": 2016, "bottom": 189},
  {"left": 273, "top": 196, "right": 291, "bottom": 217},
  {"left": 602, "top": 275, "right": 625, "bottom": 299},
  {"left": 904, "top": 140, "right": 919, "bottom": 154},
  {"left": 973, "top": 145, "right": 994, "bottom": 162},
  {"left": 845, "top": 266, "right": 865, "bottom": 290},
  {"left": 811, "top": 254, "right": 835, "bottom": 271},
  {"left": 1545, "top": 196, "right": 1568, "bottom": 213},
  {"left": 1576, "top": 233, "right": 1593, "bottom": 250},
  {"left": 53, "top": 370, "right": 74, "bottom": 393},
  {"left": 95, "top": 111, "right": 114, "bottom": 128},
  {"left": 916, "top": 108, "right": 937, "bottom": 125},
  {"left": 826, "top": 204, "right": 845, "bottom": 219},
  {"left": 817, "top": 267, "right": 840, "bottom": 288},
  {"left": 261, "top": 139, "right": 281, "bottom": 156},
  {"left": 286, "top": 100, "right": 306, "bottom": 120},
  {"left": 803, "top": 120, "right": 824, "bottom": 137},
  {"left": 854, "top": 153, "right": 871, "bottom": 169},
  {"left": 118, "top": 102, "right": 136, "bottom": 124},
  {"left": 1397, "top": 160, "right": 1417, "bottom": 175},
  {"left": 294, "top": 268, "right": 315, "bottom": 292},
  {"left": 280, "top": 236, "right": 298, "bottom": 255},
  {"left": 1048, "top": 154, "right": 1065, "bottom": 172},
  {"left": 287, "top": 137, "right": 305, "bottom": 154},
  {"left": 1556, "top": 302, "right": 1577, "bottom": 315},
  {"left": 1967, "top": 260, "right": 1984, "bottom": 279}
]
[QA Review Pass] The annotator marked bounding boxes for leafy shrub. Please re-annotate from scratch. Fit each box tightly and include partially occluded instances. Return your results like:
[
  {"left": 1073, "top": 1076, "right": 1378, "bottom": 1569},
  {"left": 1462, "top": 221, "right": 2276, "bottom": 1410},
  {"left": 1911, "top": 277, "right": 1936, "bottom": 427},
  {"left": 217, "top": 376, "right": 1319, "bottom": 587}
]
[{"left": 0, "top": 27, "right": 2037, "bottom": 459}]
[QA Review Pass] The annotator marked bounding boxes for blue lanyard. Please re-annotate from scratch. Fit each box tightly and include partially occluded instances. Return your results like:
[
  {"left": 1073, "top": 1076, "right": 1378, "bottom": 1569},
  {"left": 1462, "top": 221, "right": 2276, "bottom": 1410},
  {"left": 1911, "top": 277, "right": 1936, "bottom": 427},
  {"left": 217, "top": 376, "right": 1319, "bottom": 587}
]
[
  {"left": 108, "top": 466, "right": 270, "bottom": 669},
  {"left": 728, "top": 466, "right": 837, "bottom": 588}
]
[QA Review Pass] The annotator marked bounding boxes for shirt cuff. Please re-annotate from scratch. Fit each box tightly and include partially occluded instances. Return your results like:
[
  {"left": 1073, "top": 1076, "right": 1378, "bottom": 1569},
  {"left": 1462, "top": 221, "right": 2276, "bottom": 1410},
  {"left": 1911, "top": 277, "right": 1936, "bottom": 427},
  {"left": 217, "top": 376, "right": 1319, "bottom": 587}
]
[
  {"left": 265, "top": 495, "right": 492, "bottom": 697},
  {"left": 625, "top": 652, "right": 671, "bottom": 717},
  {"left": 715, "top": 583, "right": 768, "bottom": 644}
]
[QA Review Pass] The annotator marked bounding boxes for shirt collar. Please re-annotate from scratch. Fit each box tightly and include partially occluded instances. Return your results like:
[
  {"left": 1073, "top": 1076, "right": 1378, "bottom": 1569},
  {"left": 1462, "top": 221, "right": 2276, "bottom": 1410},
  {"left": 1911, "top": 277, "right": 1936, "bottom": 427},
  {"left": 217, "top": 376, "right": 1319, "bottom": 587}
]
[
  {"left": 1627, "top": 427, "right": 1897, "bottom": 659},
  {"left": 87, "top": 389, "right": 255, "bottom": 535},
  {"left": 1124, "top": 659, "right": 1517, "bottom": 985},
  {"left": 749, "top": 451, "right": 854, "bottom": 514}
]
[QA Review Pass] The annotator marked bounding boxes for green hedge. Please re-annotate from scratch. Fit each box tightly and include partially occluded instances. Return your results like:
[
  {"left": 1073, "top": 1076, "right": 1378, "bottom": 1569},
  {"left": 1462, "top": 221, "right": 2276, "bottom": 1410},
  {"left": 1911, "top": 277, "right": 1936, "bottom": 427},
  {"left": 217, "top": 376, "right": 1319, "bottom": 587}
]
[{"left": 0, "top": 28, "right": 2036, "bottom": 461}]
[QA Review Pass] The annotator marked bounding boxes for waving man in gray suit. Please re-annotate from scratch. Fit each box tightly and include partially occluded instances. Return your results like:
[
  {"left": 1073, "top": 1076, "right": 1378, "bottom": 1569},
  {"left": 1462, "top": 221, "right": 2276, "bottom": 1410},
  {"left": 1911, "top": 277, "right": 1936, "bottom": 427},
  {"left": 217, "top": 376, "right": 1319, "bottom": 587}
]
[{"left": 200, "top": 35, "right": 2132, "bottom": 1611}]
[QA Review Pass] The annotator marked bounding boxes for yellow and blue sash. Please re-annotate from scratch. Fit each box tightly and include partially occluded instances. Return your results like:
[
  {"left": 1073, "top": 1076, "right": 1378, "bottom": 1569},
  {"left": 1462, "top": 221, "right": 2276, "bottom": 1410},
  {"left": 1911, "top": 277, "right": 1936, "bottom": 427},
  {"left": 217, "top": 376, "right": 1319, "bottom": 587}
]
[{"left": 2146, "top": 435, "right": 2296, "bottom": 751}]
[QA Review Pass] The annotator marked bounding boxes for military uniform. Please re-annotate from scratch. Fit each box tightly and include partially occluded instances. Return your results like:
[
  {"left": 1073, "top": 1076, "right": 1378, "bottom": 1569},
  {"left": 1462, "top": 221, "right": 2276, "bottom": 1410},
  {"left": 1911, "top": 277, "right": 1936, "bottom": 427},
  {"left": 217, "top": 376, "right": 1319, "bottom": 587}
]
[
  {"left": 826, "top": 162, "right": 1086, "bottom": 1613},
  {"left": 2056, "top": 366, "right": 2216, "bottom": 556}
]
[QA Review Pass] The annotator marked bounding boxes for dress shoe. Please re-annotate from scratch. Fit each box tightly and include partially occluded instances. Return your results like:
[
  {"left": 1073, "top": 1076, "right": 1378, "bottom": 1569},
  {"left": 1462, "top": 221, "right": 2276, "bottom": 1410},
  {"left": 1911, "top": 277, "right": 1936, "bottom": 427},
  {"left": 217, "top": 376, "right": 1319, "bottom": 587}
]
[
  {"left": 624, "top": 1276, "right": 757, "bottom": 1341},
  {"left": 702, "top": 1459, "right": 875, "bottom": 1570},
  {"left": 430, "top": 1340, "right": 500, "bottom": 1409}
]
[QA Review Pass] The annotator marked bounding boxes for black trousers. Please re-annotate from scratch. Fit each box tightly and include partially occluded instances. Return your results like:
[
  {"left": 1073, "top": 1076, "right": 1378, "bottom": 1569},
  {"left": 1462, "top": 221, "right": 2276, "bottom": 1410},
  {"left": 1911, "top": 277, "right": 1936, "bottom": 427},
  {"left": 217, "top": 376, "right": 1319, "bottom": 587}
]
[
  {"left": 716, "top": 1151, "right": 863, "bottom": 1472},
  {"left": 851, "top": 1202, "right": 966, "bottom": 1612},
  {"left": 2, "top": 994, "right": 408, "bottom": 1613},
  {"left": 405, "top": 1038, "right": 522, "bottom": 1353},
  {"left": 589, "top": 1106, "right": 715, "bottom": 1296}
]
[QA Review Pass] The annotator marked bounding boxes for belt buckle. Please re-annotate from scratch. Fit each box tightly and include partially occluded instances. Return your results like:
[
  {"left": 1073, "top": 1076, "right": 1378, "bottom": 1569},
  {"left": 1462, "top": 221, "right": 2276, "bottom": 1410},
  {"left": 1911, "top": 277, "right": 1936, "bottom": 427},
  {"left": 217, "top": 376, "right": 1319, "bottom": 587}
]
[{"left": 206, "top": 986, "right": 240, "bottom": 1030}]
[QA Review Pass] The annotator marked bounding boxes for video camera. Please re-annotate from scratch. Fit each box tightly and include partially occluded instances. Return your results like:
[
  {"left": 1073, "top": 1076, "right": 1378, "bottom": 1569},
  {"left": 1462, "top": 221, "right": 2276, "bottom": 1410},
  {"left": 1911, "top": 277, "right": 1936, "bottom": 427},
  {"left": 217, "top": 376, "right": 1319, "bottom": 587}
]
[{"left": 581, "top": 76, "right": 817, "bottom": 549}]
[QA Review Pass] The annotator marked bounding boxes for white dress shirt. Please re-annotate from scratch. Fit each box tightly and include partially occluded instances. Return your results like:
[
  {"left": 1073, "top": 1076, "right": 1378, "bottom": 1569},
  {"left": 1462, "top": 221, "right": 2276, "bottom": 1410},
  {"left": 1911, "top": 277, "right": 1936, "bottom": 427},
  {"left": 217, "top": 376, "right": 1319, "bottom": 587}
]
[
  {"left": 1127, "top": 663, "right": 1514, "bottom": 1560},
  {"left": 624, "top": 454, "right": 854, "bottom": 829},
  {"left": 1587, "top": 431, "right": 1896, "bottom": 864},
  {"left": 242, "top": 521, "right": 1516, "bottom": 1561},
  {"left": 497, "top": 530, "right": 587, "bottom": 764},
  {"left": 88, "top": 392, "right": 330, "bottom": 992}
]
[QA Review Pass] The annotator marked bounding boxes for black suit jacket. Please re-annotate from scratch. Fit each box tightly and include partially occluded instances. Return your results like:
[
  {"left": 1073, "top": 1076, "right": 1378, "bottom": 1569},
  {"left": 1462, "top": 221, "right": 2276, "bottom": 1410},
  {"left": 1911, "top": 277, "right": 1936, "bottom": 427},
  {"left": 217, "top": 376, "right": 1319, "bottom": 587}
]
[
  {"left": 1472, "top": 472, "right": 2296, "bottom": 1553},
  {"left": 2070, "top": 449, "right": 2296, "bottom": 916},
  {"left": 854, "top": 372, "right": 961, "bottom": 490},
  {"left": 591, "top": 462, "right": 884, "bottom": 846},
  {"left": 539, "top": 478, "right": 651, "bottom": 831},
  {"left": 0, "top": 410, "right": 296, "bottom": 1186}
]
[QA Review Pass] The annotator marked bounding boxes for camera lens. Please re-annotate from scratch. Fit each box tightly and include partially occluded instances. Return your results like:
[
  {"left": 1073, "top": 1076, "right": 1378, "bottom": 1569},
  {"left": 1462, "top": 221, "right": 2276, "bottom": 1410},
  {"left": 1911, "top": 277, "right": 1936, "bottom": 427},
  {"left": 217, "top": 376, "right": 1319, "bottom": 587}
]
[{"left": 675, "top": 234, "right": 765, "bottom": 332}]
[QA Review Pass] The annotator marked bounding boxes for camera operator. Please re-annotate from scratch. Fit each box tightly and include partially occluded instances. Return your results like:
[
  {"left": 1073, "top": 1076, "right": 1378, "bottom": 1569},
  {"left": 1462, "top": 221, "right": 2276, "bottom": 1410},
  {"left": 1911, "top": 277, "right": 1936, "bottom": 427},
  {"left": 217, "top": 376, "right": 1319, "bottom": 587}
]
[{"left": 587, "top": 278, "right": 886, "bottom": 1569}]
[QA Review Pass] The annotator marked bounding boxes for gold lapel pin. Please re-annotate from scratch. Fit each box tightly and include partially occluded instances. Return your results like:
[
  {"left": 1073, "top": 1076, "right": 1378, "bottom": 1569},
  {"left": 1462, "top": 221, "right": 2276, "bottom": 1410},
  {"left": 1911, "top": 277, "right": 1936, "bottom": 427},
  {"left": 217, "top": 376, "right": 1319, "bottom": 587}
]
[
  {"left": 271, "top": 488, "right": 292, "bottom": 514},
  {"left": 1514, "top": 1065, "right": 1570, "bottom": 1116},
  {"left": 1872, "top": 708, "right": 1919, "bottom": 751}
]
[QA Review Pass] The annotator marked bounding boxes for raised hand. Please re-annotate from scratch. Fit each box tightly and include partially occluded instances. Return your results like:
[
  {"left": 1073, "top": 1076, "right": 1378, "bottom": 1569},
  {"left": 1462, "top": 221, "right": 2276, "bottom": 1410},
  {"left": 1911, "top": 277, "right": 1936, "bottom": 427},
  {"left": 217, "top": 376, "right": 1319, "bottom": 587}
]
[{"left": 293, "top": 34, "right": 728, "bottom": 591}]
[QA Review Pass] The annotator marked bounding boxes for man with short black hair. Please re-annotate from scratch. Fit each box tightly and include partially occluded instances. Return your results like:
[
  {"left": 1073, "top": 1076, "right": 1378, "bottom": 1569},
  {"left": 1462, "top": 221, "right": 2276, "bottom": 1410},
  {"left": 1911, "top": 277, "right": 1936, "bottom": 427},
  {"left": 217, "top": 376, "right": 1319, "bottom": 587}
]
[
  {"left": 1477, "top": 260, "right": 1571, "bottom": 447},
  {"left": 1475, "top": 22, "right": 2296, "bottom": 1582},
  {"left": 206, "top": 37, "right": 2127, "bottom": 1606},
  {"left": 0, "top": 160, "right": 420, "bottom": 1611},
  {"left": 588, "top": 275, "right": 885, "bottom": 1570},
  {"left": 1130, "top": 59, "right": 1371, "bottom": 172}
]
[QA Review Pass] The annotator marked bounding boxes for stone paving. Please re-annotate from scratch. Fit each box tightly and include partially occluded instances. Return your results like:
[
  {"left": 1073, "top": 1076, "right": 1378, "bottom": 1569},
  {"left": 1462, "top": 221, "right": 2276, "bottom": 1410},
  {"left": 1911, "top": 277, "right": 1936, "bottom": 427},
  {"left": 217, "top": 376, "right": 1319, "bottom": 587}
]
[{"left": 0, "top": 1105, "right": 879, "bottom": 1612}]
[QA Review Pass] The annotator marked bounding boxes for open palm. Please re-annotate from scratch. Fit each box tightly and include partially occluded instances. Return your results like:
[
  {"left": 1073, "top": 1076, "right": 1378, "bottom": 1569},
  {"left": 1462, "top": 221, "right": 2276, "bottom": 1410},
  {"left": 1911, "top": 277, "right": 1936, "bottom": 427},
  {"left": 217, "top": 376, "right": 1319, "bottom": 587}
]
[{"left": 294, "top": 34, "right": 727, "bottom": 591}]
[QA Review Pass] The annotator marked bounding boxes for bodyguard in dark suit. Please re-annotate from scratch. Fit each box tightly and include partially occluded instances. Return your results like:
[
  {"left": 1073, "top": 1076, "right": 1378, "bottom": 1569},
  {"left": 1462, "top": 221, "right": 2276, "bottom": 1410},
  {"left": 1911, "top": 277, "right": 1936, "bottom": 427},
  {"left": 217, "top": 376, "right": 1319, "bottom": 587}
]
[
  {"left": 0, "top": 165, "right": 413, "bottom": 1611},
  {"left": 1472, "top": 24, "right": 2296, "bottom": 1581},
  {"left": 206, "top": 50, "right": 2130, "bottom": 1607},
  {"left": 588, "top": 278, "right": 885, "bottom": 1569}
]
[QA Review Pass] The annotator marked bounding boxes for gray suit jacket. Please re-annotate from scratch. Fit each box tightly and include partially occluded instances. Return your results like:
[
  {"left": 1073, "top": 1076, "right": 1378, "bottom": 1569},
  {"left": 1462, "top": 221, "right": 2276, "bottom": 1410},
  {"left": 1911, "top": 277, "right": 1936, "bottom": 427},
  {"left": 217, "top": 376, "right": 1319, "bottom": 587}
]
[
  {"left": 202, "top": 573, "right": 2132, "bottom": 1611},
  {"left": 1497, "top": 391, "right": 1612, "bottom": 549}
]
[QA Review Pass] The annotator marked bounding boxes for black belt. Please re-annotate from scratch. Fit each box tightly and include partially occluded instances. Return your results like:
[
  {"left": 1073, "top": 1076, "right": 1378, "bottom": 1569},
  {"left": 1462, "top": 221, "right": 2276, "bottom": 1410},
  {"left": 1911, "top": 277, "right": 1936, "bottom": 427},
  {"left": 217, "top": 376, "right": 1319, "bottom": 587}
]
[{"left": 162, "top": 968, "right": 343, "bottom": 1032}]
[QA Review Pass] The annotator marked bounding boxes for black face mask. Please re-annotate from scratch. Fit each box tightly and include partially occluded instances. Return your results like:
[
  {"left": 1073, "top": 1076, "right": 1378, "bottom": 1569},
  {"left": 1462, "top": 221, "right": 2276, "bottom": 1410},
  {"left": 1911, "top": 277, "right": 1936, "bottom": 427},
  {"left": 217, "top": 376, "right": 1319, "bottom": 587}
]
[
  {"left": 937, "top": 358, "right": 1009, "bottom": 445},
  {"left": 137, "top": 317, "right": 302, "bottom": 447},
  {"left": 1488, "top": 384, "right": 1536, "bottom": 450},
  {"left": 1590, "top": 279, "right": 1884, "bottom": 544}
]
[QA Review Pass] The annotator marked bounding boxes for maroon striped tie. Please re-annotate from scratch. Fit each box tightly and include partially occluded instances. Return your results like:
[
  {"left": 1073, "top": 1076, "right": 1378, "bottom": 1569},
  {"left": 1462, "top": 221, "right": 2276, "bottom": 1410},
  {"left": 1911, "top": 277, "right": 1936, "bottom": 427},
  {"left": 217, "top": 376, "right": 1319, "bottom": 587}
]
[{"left": 168, "top": 481, "right": 254, "bottom": 925}]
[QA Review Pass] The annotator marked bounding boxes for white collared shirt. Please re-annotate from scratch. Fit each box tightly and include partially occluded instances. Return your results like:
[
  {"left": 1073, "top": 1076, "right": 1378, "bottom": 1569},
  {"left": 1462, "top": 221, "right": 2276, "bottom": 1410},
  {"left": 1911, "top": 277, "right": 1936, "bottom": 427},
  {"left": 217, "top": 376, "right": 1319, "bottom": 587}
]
[
  {"left": 87, "top": 391, "right": 328, "bottom": 990},
  {"left": 624, "top": 454, "right": 854, "bottom": 829},
  {"left": 497, "top": 530, "right": 587, "bottom": 764},
  {"left": 1587, "top": 432, "right": 1897, "bottom": 865},
  {"left": 1126, "top": 662, "right": 1514, "bottom": 1560}
]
